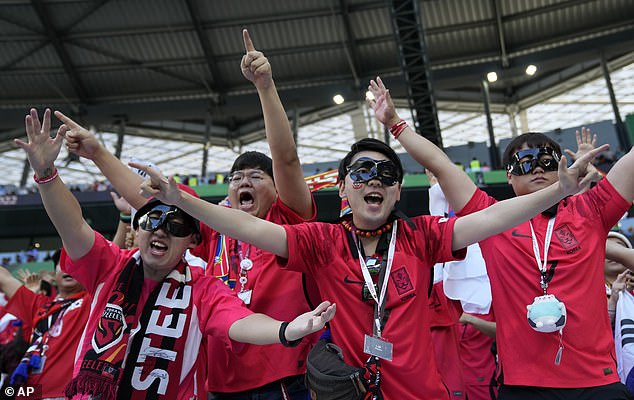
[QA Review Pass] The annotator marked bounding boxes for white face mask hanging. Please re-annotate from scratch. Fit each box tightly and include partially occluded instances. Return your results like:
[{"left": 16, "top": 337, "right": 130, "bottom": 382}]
[{"left": 525, "top": 217, "right": 566, "bottom": 365}]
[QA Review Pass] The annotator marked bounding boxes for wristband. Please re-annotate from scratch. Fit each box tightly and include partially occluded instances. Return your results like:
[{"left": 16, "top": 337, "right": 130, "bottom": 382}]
[
  {"left": 389, "top": 120, "right": 408, "bottom": 139},
  {"left": 33, "top": 168, "right": 59, "bottom": 185},
  {"left": 278, "top": 321, "right": 302, "bottom": 348},
  {"left": 119, "top": 213, "right": 132, "bottom": 223}
]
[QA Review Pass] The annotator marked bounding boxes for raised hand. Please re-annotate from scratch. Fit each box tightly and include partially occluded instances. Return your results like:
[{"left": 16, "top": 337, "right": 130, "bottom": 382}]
[
  {"left": 54, "top": 111, "right": 102, "bottom": 160},
  {"left": 15, "top": 108, "right": 64, "bottom": 178},
  {"left": 240, "top": 29, "right": 272, "bottom": 89},
  {"left": 129, "top": 162, "right": 182, "bottom": 206},
  {"left": 285, "top": 301, "right": 336, "bottom": 341},
  {"left": 558, "top": 144, "right": 609, "bottom": 196},
  {"left": 17, "top": 269, "right": 41, "bottom": 293},
  {"left": 564, "top": 127, "right": 597, "bottom": 161},
  {"left": 110, "top": 191, "right": 132, "bottom": 214},
  {"left": 367, "top": 77, "right": 401, "bottom": 127}
]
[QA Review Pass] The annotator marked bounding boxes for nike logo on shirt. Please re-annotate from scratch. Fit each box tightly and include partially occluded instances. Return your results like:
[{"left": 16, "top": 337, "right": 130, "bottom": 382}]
[
  {"left": 511, "top": 230, "right": 532, "bottom": 239},
  {"left": 343, "top": 276, "right": 364, "bottom": 285}
]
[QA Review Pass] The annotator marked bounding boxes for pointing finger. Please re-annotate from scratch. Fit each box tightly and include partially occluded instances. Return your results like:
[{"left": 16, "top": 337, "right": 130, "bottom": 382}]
[
  {"left": 54, "top": 110, "right": 82, "bottom": 130},
  {"left": 243, "top": 29, "right": 255, "bottom": 53}
]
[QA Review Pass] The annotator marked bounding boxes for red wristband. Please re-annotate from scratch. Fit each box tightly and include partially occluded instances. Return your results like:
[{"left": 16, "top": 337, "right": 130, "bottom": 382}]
[
  {"left": 33, "top": 168, "right": 59, "bottom": 184},
  {"left": 389, "top": 120, "right": 408, "bottom": 139}
]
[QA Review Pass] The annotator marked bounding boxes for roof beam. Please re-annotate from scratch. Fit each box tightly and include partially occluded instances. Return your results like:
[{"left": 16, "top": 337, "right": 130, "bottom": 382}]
[
  {"left": 491, "top": 0, "right": 509, "bottom": 68},
  {"left": 31, "top": 0, "right": 89, "bottom": 103},
  {"left": 337, "top": 0, "right": 362, "bottom": 88},
  {"left": 184, "top": 0, "right": 223, "bottom": 92}
]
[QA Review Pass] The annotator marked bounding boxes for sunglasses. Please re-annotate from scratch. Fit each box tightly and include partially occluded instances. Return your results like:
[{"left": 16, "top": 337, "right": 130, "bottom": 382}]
[
  {"left": 507, "top": 147, "right": 560, "bottom": 176},
  {"left": 346, "top": 157, "right": 400, "bottom": 186},
  {"left": 137, "top": 204, "right": 196, "bottom": 237}
]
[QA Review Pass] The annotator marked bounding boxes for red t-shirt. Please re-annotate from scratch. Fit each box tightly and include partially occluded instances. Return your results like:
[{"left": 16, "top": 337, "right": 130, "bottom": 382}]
[
  {"left": 458, "top": 310, "right": 496, "bottom": 400},
  {"left": 280, "top": 216, "right": 466, "bottom": 400},
  {"left": 191, "top": 197, "right": 319, "bottom": 392},
  {"left": 457, "top": 178, "right": 630, "bottom": 387},
  {"left": 61, "top": 232, "right": 253, "bottom": 400},
  {"left": 5, "top": 285, "right": 91, "bottom": 398},
  {"left": 429, "top": 281, "right": 465, "bottom": 399}
]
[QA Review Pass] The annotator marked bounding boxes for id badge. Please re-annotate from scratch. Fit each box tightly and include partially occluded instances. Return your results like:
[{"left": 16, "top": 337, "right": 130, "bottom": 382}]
[
  {"left": 237, "top": 290, "right": 252, "bottom": 305},
  {"left": 364, "top": 334, "right": 393, "bottom": 361},
  {"left": 32, "top": 355, "right": 46, "bottom": 375}
]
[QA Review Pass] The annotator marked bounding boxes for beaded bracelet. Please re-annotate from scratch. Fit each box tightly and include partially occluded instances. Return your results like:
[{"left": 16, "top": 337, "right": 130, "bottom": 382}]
[
  {"left": 33, "top": 168, "right": 59, "bottom": 185},
  {"left": 389, "top": 120, "right": 408, "bottom": 139},
  {"left": 278, "top": 321, "right": 302, "bottom": 348},
  {"left": 119, "top": 213, "right": 132, "bottom": 223}
]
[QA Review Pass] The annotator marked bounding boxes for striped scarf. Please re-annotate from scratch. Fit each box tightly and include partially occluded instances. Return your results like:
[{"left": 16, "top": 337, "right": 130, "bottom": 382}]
[{"left": 65, "top": 252, "right": 194, "bottom": 400}]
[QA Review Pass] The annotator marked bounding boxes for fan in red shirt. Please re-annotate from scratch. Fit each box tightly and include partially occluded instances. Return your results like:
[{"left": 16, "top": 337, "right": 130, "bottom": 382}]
[
  {"left": 0, "top": 261, "right": 89, "bottom": 399},
  {"left": 381, "top": 73, "right": 634, "bottom": 399}
]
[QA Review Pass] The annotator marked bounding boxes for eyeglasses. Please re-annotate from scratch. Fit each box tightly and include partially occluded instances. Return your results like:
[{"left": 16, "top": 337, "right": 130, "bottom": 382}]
[
  {"left": 346, "top": 157, "right": 400, "bottom": 186},
  {"left": 507, "top": 147, "right": 560, "bottom": 176},
  {"left": 137, "top": 204, "right": 196, "bottom": 237},
  {"left": 228, "top": 170, "right": 267, "bottom": 186}
]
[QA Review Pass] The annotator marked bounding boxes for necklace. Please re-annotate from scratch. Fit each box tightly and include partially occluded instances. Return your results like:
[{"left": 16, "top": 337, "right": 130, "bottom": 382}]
[{"left": 341, "top": 219, "right": 392, "bottom": 238}]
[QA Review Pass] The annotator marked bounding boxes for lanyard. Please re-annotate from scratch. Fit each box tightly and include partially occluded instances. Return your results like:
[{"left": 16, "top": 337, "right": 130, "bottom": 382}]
[
  {"left": 355, "top": 220, "right": 397, "bottom": 338},
  {"left": 529, "top": 217, "right": 556, "bottom": 293}
]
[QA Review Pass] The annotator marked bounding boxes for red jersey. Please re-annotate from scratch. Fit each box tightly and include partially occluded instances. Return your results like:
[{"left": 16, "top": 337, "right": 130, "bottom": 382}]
[
  {"left": 429, "top": 281, "right": 465, "bottom": 399},
  {"left": 5, "top": 285, "right": 91, "bottom": 398},
  {"left": 457, "top": 178, "right": 630, "bottom": 387},
  {"left": 191, "top": 197, "right": 318, "bottom": 393},
  {"left": 458, "top": 310, "right": 496, "bottom": 400},
  {"left": 62, "top": 232, "right": 253, "bottom": 400},
  {"left": 280, "top": 216, "right": 466, "bottom": 400}
]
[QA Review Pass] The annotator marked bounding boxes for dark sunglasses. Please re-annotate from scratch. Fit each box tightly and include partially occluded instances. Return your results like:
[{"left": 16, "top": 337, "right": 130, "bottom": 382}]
[
  {"left": 137, "top": 205, "right": 196, "bottom": 237},
  {"left": 346, "top": 157, "right": 400, "bottom": 186},
  {"left": 507, "top": 147, "right": 560, "bottom": 176}
]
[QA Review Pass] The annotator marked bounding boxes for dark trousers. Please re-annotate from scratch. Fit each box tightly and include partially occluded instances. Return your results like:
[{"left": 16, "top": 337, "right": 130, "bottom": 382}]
[
  {"left": 498, "top": 382, "right": 634, "bottom": 400},
  {"left": 210, "top": 374, "right": 307, "bottom": 400}
]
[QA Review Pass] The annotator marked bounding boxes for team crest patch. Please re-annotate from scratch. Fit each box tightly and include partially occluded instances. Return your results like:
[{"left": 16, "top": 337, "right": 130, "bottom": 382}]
[
  {"left": 390, "top": 267, "right": 414, "bottom": 296},
  {"left": 554, "top": 224, "right": 579, "bottom": 250},
  {"left": 92, "top": 303, "right": 127, "bottom": 354}
]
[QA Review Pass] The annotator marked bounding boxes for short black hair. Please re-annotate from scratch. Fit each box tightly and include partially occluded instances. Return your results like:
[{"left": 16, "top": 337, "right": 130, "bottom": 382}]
[
  {"left": 502, "top": 132, "right": 562, "bottom": 167},
  {"left": 39, "top": 280, "right": 52, "bottom": 297},
  {"left": 338, "top": 138, "right": 404, "bottom": 183},
  {"left": 230, "top": 151, "right": 274, "bottom": 180}
]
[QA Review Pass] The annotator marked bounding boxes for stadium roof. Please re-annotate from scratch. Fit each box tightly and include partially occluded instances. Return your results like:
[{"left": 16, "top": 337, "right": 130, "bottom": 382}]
[{"left": 1, "top": 0, "right": 633, "bottom": 186}]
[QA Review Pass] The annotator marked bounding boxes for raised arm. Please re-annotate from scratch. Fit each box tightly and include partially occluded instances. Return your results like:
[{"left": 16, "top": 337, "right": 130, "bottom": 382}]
[
  {"left": 563, "top": 127, "right": 604, "bottom": 186},
  {"left": 606, "top": 239, "right": 634, "bottom": 271},
  {"left": 110, "top": 192, "right": 132, "bottom": 249},
  {"left": 15, "top": 109, "right": 94, "bottom": 260},
  {"left": 241, "top": 29, "right": 313, "bottom": 218},
  {"left": 605, "top": 145, "right": 634, "bottom": 204},
  {"left": 0, "top": 267, "right": 22, "bottom": 298},
  {"left": 228, "top": 300, "right": 335, "bottom": 344},
  {"left": 54, "top": 111, "right": 147, "bottom": 209},
  {"left": 132, "top": 163, "right": 290, "bottom": 257},
  {"left": 368, "top": 77, "right": 476, "bottom": 211},
  {"left": 451, "top": 145, "right": 608, "bottom": 250}
]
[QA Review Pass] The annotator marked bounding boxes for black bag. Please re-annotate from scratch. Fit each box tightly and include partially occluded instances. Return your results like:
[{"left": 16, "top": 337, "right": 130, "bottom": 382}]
[{"left": 305, "top": 338, "right": 368, "bottom": 400}]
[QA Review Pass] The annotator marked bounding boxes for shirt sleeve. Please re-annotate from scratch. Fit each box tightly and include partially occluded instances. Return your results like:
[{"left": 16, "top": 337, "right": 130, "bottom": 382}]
[
  {"left": 198, "top": 276, "right": 253, "bottom": 344},
  {"left": 277, "top": 222, "right": 333, "bottom": 274},
  {"left": 60, "top": 231, "right": 127, "bottom": 294},
  {"left": 4, "top": 285, "right": 47, "bottom": 324},
  {"left": 577, "top": 177, "right": 631, "bottom": 232},
  {"left": 455, "top": 187, "right": 496, "bottom": 217},
  {"left": 273, "top": 195, "right": 317, "bottom": 224},
  {"left": 413, "top": 215, "right": 467, "bottom": 263}
]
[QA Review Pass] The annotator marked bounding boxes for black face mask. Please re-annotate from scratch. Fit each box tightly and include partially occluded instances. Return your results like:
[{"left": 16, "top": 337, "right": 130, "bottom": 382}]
[
  {"left": 346, "top": 157, "right": 400, "bottom": 186},
  {"left": 507, "top": 147, "right": 560, "bottom": 176},
  {"left": 137, "top": 204, "right": 196, "bottom": 237}
]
